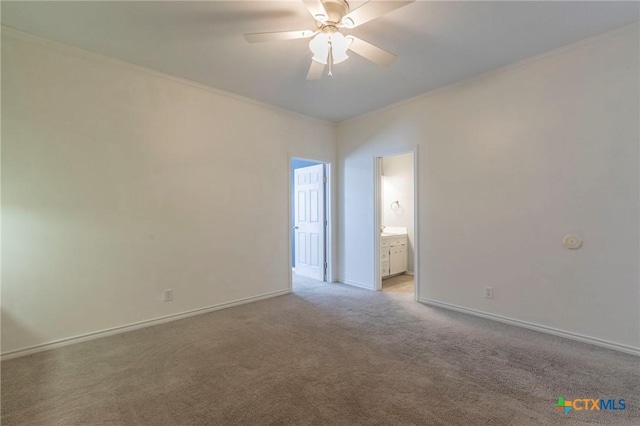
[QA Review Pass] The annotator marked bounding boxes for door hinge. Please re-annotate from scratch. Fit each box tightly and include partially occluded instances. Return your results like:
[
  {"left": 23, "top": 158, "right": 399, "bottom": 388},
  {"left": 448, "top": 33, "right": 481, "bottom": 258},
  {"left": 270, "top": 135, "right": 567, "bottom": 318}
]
[
  {"left": 325, "top": 219, "right": 328, "bottom": 226},
  {"left": 323, "top": 176, "right": 327, "bottom": 184},
  {"left": 324, "top": 262, "right": 327, "bottom": 269}
]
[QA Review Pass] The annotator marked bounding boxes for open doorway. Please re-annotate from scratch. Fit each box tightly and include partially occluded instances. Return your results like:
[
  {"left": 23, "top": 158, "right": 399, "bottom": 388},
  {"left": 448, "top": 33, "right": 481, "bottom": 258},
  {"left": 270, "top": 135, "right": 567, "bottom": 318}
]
[
  {"left": 374, "top": 149, "right": 418, "bottom": 299},
  {"left": 290, "top": 156, "right": 333, "bottom": 292}
]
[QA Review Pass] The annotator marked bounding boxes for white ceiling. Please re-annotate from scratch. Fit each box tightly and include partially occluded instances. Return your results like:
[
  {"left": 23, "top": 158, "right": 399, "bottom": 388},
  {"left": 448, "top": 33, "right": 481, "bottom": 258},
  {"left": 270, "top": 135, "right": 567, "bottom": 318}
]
[{"left": 2, "top": 1, "right": 638, "bottom": 122}]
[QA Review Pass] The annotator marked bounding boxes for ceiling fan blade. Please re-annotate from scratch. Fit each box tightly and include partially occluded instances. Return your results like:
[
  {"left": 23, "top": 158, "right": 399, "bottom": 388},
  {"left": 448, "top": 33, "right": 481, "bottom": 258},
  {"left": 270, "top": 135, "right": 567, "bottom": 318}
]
[
  {"left": 307, "top": 60, "right": 326, "bottom": 80},
  {"left": 343, "top": 0, "right": 414, "bottom": 28},
  {"left": 244, "top": 29, "right": 316, "bottom": 43},
  {"left": 348, "top": 36, "right": 396, "bottom": 67},
  {"left": 302, "top": 0, "right": 328, "bottom": 22}
]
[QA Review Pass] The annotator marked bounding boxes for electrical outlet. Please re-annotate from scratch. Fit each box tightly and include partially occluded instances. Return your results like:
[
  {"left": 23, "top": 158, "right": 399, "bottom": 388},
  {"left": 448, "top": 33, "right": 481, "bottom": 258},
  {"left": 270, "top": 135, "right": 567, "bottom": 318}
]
[
  {"left": 163, "top": 289, "right": 173, "bottom": 302},
  {"left": 484, "top": 286, "right": 493, "bottom": 299}
]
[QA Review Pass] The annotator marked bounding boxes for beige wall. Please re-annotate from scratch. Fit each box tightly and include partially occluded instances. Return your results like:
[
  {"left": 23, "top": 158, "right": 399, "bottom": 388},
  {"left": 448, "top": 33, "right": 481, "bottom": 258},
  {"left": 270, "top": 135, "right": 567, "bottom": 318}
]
[
  {"left": 4, "top": 23, "right": 639, "bottom": 357},
  {"left": 338, "top": 24, "right": 639, "bottom": 352},
  {"left": 2, "top": 30, "right": 337, "bottom": 355}
]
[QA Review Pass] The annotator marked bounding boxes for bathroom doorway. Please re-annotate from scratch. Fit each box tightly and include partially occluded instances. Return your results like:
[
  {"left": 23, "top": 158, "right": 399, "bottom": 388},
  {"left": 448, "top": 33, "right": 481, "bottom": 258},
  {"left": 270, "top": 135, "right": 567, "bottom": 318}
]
[{"left": 374, "top": 149, "right": 418, "bottom": 299}]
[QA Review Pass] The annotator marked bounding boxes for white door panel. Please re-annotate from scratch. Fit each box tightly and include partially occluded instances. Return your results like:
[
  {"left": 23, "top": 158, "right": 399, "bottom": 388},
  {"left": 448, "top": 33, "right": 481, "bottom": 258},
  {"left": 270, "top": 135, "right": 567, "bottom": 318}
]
[{"left": 294, "top": 164, "right": 325, "bottom": 280}]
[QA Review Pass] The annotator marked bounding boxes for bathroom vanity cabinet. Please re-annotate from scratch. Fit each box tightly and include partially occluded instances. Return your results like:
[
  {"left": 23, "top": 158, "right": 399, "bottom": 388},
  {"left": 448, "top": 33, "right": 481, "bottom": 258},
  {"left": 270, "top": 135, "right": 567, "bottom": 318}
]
[{"left": 381, "top": 234, "right": 407, "bottom": 278}]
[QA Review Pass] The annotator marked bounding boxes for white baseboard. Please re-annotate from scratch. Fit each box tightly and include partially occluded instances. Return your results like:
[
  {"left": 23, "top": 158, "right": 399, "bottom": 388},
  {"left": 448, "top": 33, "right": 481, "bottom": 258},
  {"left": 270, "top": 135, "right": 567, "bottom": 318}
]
[
  {"left": 1, "top": 289, "right": 291, "bottom": 360},
  {"left": 338, "top": 278, "right": 374, "bottom": 291},
  {"left": 419, "top": 298, "right": 639, "bottom": 356},
  {"left": 405, "top": 271, "right": 415, "bottom": 276}
]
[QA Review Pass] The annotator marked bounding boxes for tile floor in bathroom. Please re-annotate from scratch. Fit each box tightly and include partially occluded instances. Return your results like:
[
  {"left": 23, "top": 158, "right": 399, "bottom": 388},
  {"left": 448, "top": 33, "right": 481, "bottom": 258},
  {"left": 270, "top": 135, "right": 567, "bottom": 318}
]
[{"left": 381, "top": 274, "right": 414, "bottom": 293}]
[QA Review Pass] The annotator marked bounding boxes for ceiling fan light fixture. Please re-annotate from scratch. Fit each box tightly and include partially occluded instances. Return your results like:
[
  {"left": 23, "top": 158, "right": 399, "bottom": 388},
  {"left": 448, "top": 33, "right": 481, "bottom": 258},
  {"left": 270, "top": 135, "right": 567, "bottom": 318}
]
[
  {"left": 309, "top": 33, "right": 330, "bottom": 64},
  {"left": 244, "top": 0, "right": 415, "bottom": 79},
  {"left": 309, "top": 32, "right": 351, "bottom": 65},
  {"left": 330, "top": 32, "right": 349, "bottom": 64},
  {"left": 332, "top": 50, "right": 349, "bottom": 64}
]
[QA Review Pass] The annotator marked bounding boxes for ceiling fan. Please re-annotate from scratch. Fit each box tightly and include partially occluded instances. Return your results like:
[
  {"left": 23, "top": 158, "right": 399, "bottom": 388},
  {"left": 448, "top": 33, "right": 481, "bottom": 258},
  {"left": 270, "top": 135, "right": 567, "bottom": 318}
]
[{"left": 244, "top": 0, "right": 414, "bottom": 80}]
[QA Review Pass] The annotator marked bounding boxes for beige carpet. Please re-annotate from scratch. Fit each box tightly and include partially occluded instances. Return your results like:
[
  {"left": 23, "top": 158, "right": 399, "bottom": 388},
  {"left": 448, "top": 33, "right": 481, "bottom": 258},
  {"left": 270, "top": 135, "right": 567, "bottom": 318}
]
[
  {"left": 382, "top": 274, "right": 414, "bottom": 293},
  {"left": 2, "top": 275, "right": 638, "bottom": 425}
]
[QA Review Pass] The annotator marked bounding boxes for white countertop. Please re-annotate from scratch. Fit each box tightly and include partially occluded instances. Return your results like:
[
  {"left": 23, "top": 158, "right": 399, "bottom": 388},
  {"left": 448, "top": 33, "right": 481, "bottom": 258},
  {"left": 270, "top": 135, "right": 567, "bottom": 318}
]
[
  {"left": 381, "top": 226, "right": 408, "bottom": 237},
  {"left": 381, "top": 232, "right": 407, "bottom": 237}
]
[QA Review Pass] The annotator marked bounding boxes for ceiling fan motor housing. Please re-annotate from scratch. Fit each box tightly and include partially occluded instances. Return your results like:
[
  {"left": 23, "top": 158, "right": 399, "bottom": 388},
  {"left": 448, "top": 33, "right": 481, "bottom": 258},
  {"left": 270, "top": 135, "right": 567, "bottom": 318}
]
[{"left": 321, "top": 0, "right": 350, "bottom": 24}]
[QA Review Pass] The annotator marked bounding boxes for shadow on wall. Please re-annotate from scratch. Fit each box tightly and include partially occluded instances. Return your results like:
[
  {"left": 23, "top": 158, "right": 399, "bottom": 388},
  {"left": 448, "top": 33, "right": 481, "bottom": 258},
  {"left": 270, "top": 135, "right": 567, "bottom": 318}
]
[{"left": 1, "top": 308, "right": 43, "bottom": 357}]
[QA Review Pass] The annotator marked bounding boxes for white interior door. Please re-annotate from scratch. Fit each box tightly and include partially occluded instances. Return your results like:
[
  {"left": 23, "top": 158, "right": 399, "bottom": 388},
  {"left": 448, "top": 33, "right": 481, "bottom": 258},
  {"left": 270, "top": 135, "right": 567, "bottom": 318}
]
[{"left": 294, "top": 164, "right": 325, "bottom": 280}]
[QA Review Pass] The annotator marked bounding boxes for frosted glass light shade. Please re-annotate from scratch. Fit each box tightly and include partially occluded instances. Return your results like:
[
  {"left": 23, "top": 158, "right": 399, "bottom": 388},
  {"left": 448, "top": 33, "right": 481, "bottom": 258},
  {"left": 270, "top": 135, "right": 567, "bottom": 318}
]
[
  {"left": 330, "top": 32, "right": 349, "bottom": 64},
  {"left": 308, "top": 32, "right": 352, "bottom": 65},
  {"left": 309, "top": 33, "right": 330, "bottom": 64}
]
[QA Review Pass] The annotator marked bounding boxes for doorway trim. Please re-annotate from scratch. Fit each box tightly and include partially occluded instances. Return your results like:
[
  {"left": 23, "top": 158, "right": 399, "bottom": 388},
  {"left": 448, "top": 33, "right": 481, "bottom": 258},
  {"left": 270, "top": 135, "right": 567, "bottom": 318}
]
[
  {"left": 373, "top": 146, "right": 420, "bottom": 301},
  {"left": 288, "top": 153, "right": 334, "bottom": 292}
]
